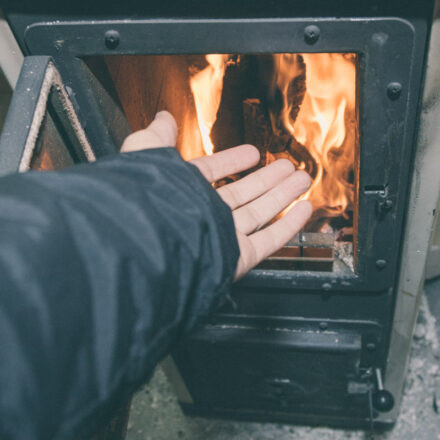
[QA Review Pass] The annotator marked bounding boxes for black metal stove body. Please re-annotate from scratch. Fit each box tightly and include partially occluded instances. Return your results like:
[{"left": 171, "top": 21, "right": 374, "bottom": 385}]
[{"left": 0, "top": 0, "right": 435, "bottom": 429}]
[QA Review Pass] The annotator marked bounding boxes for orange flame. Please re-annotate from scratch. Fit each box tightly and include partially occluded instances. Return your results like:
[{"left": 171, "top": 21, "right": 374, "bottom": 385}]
[
  {"left": 189, "top": 54, "right": 230, "bottom": 155},
  {"left": 272, "top": 53, "right": 356, "bottom": 220}
]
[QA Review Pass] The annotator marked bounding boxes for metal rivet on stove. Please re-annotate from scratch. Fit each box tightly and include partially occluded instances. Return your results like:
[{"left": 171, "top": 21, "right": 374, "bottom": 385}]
[
  {"left": 387, "top": 82, "right": 402, "bottom": 100},
  {"left": 322, "top": 282, "right": 331, "bottom": 291},
  {"left": 104, "top": 30, "right": 120, "bottom": 49},
  {"left": 304, "top": 25, "right": 320, "bottom": 44},
  {"left": 376, "top": 259, "right": 387, "bottom": 270}
]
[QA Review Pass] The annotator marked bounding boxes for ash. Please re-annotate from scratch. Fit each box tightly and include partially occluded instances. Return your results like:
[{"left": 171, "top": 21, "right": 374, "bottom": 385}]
[
  {"left": 126, "top": 292, "right": 440, "bottom": 440},
  {"left": 335, "top": 242, "right": 354, "bottom": 272}
]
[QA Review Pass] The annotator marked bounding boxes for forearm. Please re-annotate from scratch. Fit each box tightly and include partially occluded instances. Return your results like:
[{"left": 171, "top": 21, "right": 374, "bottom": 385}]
[{"left": 0, "top": 148, "right": 238, "bottom": 439}]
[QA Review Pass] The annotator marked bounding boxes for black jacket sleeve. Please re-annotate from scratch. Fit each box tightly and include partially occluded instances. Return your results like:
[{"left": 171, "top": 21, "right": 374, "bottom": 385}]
[{"left": 0, "top": 148, "right": 239, "bottom": 440}]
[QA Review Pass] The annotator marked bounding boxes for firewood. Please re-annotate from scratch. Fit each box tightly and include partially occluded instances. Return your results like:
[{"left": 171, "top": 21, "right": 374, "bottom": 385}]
[
  {"left": 210, "top": 57, "right": 246, "bottom": 151},
  {"left": 242, "top": 98, "right": 270, "bottom": 167},
  {"left": 257, "top": 54, "right": 307, "bottom": 141},
  {"left": 288, "top": 137, "right": 318, "bottom": 179}
]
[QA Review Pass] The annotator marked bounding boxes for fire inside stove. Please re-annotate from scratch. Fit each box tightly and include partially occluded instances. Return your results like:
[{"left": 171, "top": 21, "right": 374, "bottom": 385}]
[{"left": 106, "top": 53, "right": 359, "bottom": 273}]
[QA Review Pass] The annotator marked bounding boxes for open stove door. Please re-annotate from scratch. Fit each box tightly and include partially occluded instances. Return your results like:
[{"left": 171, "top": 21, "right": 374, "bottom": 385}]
[
  {"left": 0, "top": 54, "right": 134, "bottom": 438},
  {"left": 0, "top": 55, "right": 130, "bottom": 174}
]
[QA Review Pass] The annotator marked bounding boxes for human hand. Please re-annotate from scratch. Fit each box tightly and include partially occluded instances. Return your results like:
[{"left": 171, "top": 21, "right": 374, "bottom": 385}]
[{"left": 122, "top": 111, "right": 312, "bottom": 280}]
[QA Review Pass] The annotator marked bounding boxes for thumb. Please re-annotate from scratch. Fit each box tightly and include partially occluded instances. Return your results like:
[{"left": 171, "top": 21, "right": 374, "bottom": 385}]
[{"left": 121, "top": 111, "right": 178, "bottom": 152}]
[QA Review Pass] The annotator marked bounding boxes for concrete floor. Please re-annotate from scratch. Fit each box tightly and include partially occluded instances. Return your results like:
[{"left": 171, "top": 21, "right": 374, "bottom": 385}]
[{"left": 126, "top": 279, "right": 440, "bottom": 440}]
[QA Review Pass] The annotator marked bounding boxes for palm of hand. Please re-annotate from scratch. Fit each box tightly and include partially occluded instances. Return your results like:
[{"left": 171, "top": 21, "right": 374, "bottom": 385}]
[{"left": 122, "top": 111, "right": 312, "bottom": 280}]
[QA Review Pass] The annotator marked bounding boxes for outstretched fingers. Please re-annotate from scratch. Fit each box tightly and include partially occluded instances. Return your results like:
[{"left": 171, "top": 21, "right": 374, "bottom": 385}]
[
  {"left": 217, "top": 159, "right": 295, "bottom": 210},
  {"left": 235, "top": 200, "right": 313, "bottom": 279},
  {"left": 233, "top": 170, "right": 311, "bottom": 235}
]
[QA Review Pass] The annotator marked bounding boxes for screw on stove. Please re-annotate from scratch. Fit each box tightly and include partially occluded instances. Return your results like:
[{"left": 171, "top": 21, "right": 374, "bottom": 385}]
[
  {"left": 104, "top": 30, "right": 120, "bottom": 49},
  {"left": 387, "top": 82, "right": 402, "bottom": 100},
  {"left": 304, "top": 25, "right": 320, "bottom": 44}
]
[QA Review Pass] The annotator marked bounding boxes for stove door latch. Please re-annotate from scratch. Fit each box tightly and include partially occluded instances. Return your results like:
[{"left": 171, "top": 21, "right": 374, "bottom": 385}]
[{"left": 371, "top": 368, "right": 395, "bottom": 413}]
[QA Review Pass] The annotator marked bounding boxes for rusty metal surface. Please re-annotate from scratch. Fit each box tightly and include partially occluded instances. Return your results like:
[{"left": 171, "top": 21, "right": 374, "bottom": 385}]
[{"left": 286, "top": 232, "right": 336, "bottom": 248}]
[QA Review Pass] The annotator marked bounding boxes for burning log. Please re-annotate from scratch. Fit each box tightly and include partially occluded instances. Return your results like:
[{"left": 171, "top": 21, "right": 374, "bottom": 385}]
[
  {"left": 242, "top": 96, "right": 319, "bottom": 182},
  {"left": 243, "top": 98, "right": 299, "bottom": 166},
  {"left": 241, "top": 55, "right": 310, "bottom": 167},
  {"left": 211, "top": 54, "right": 307, "bottom": 156},
  {"left": 210, "top": 56, "right": 246, "bottom": 151},
  {"left": 288, "top": 137, "right": 318, "bottom": 179},
  {"left": 259, "top": 54, "right": 307, "bottom": 139}
]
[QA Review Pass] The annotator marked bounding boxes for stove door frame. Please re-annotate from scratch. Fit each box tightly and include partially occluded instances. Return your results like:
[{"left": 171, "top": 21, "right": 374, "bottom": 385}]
[{"left": 21, "top": 17, "right": 424, "bottom": 293}]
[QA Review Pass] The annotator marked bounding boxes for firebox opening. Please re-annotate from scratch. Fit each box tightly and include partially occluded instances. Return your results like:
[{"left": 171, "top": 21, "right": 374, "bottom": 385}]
[{"left": 100, "top": 52, "right": 359, "bottom": 274}]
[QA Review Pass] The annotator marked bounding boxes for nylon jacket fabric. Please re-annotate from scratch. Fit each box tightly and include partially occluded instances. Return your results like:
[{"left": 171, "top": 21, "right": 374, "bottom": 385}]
[{"left": 0, "top": 148, "right": 239, "bottom": 439}]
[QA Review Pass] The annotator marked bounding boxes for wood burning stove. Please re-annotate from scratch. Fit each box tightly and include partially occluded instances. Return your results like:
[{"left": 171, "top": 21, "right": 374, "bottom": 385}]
[{"left": 1, "top": 0, "right": 439, "bottom": 432}]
